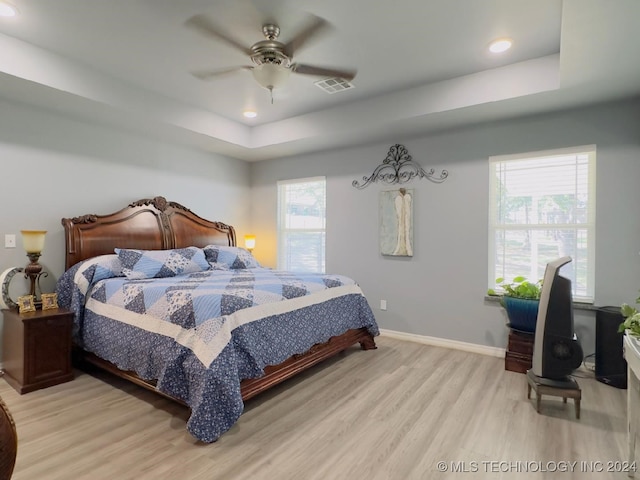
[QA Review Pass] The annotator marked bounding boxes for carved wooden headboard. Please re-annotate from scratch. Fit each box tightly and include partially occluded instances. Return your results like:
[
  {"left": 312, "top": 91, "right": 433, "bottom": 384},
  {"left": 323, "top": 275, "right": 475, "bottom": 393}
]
[{"left": 61, "top": 196, "right": 236, "bottom": 270}]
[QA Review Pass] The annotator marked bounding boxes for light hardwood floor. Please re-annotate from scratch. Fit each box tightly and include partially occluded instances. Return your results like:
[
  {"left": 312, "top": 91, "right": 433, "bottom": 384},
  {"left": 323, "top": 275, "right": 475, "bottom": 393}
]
[{"left": 0, "top": 336, "right": 630, "bottom": 480}]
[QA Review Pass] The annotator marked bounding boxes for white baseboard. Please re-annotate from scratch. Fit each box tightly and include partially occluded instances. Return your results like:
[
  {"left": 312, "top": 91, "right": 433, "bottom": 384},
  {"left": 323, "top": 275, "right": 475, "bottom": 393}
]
[{"left": 379, "top": 328, "right": 506, "bottom": 358}]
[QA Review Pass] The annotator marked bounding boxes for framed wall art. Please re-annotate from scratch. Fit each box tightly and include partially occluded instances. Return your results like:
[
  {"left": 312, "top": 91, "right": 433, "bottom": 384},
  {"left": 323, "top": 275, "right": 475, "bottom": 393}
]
[{"left": 379, "top": 188, "right": 413, "bottom": 257}]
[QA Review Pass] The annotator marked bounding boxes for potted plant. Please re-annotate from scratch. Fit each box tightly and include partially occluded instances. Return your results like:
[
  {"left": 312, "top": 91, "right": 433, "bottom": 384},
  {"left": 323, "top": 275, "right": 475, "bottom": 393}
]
[
  {"left": 488, "top": 276, "right": 543, "bottom": 333},
  {"left": 618, "top": 293, "right": 640, "bottom": 337}
]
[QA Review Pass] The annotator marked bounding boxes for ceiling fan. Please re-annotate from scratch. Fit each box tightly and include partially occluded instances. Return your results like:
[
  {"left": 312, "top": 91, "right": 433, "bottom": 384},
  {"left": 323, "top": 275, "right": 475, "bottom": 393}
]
[{"left": 185, "top": 13, "right": 357, "bottom": 102}]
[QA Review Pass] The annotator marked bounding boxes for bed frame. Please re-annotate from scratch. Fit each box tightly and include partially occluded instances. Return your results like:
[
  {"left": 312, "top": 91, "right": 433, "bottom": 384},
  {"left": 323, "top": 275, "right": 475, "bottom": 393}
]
[{"left": 62, "top": 196, "right": 376, "bottom": 402}]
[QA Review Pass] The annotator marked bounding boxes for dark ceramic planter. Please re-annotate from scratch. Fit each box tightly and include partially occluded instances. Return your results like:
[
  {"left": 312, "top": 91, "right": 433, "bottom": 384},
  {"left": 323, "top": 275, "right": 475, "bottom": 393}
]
[{"left": 503, "top": 296, "right": 539, "bottom": 333}]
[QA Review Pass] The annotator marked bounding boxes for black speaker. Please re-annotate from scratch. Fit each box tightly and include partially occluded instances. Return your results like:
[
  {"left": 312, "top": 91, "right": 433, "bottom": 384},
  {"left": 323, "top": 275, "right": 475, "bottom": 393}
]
[{"left": 595, "top": 306, "right": 627, "bottom": 389}]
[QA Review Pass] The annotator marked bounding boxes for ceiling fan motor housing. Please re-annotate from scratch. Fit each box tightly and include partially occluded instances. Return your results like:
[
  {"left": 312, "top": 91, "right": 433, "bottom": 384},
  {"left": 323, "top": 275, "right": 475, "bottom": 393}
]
[{"left": 250, "top": 40, "right": 290, "bottom": 67}]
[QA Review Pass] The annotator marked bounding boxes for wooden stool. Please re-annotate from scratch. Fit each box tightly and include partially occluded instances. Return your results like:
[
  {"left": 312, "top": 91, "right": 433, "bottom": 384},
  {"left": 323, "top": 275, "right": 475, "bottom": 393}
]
[{"left": 526, "top": 370, "right": 581, "bottom": 419}]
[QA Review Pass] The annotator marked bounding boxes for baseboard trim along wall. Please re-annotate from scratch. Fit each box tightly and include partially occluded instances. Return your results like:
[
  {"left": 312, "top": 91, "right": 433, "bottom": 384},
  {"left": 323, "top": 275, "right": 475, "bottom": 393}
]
[{"left": 379, "top": 328, "right": 506, "bottom": 358}]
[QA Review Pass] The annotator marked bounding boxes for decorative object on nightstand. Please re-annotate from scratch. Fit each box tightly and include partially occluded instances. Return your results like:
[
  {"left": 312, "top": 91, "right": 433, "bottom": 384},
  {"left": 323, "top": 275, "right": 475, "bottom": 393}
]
[
  {"left": 21, "top": 230, "right": 48, "bottom": 305},
  {"left": 2, "top": 307, "right": 74, "bottom": 394},
  {"left": 0, "top": 267, "right": 24, "bottom": 310},
  {"left": 16, "top": 295, "right": 35, "bottom": 314},
  {"left": 41, "top": 292, "right": 58, "bottom": 311}
]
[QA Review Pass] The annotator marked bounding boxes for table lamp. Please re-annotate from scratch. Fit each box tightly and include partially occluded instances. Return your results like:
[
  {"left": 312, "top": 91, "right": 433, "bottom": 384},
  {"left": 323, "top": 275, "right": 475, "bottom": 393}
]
[
  {"left": 21, "top": 230, "right": 47, "bottom": 300},
  {"left": 244, "top": 234, "right": 256, "bottom": 253}
]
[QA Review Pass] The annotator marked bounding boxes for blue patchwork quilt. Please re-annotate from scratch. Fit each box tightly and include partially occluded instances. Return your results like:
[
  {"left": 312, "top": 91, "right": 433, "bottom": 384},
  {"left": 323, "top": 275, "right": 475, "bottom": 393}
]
[{"left": 57, "top": 253, "right": 379, "bottom": 443}]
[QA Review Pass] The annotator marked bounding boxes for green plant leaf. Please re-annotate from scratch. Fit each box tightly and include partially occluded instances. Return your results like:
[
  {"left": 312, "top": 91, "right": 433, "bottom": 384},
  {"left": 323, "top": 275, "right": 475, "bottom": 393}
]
[
  {"left": 493, "top": 275, "right": 542, "bottom": 300},
  {"left": 622, "top": 303, "right": 637, "bottom": 319}
]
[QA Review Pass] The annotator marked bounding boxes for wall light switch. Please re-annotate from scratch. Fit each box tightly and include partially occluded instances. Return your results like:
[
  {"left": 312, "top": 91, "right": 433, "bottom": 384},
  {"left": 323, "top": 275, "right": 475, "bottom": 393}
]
[
  {"left": 5, "top": 234, "right": 16, "bottom": 248},
  {"left": 380, "top": 299, "right": 387, "bottom": 311}
]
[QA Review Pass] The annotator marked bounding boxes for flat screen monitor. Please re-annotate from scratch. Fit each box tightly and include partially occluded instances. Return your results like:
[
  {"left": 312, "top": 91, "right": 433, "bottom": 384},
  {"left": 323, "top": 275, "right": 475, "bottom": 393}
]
[{"left": 531, "top": 256, "right": 583, "bottom": 381}]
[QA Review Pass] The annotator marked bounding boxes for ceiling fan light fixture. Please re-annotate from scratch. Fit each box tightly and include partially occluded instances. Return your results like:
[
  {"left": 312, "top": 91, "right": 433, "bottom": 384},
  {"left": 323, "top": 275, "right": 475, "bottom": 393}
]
[
  {"left": 251, "top": 63, "right": 291, "bottom": 90},
  {"left": 489, "top": 38, "right": 512, "bottom": 53},
  {"left": 0, "top": 1, "right": 18, "bottom": 17}
]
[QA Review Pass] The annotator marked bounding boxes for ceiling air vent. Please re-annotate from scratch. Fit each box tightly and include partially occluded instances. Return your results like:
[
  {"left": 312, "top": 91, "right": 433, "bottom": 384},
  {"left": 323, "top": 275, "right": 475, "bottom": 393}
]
[{"left": 314, "top": 77, "right": 355, "bottom": 94}]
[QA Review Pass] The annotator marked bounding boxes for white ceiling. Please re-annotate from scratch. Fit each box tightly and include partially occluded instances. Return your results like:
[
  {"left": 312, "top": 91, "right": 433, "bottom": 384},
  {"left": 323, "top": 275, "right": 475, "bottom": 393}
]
[{"left": 0, "top": 0, "right": 639, "bottom": 161}]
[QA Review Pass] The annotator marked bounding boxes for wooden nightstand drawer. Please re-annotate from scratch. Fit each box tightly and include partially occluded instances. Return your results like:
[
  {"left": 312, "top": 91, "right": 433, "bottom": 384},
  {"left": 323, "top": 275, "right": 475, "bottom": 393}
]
[{"left": 2, "top": 307, "right": 74, "bottom": 394}]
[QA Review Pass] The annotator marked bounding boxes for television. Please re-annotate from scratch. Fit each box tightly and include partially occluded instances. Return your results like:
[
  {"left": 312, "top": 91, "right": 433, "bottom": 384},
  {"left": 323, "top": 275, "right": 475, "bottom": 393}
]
[{"left": 531, "top": 256, "right": 583, "bottom": 385}]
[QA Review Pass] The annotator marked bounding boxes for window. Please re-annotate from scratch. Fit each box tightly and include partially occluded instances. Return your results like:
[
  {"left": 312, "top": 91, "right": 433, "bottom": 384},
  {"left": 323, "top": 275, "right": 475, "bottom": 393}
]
[
  {"left": 488, "top": 145, "right": 596, "bottom": 301},
  {"left": 277, "top": 177, "right": 326, "bottom": 273}
]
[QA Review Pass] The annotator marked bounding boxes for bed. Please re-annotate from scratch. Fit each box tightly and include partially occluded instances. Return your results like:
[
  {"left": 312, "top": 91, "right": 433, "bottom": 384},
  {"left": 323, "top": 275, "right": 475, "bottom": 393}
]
[{"left": 57, "top": 196, "right": 378, "bottom": 443}]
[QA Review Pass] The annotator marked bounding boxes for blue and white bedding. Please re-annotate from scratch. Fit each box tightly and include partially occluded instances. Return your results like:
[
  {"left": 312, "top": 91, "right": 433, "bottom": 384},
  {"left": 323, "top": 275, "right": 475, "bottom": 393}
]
[{"left": 56, "top": 249, "right": 379, "bottom": 443}]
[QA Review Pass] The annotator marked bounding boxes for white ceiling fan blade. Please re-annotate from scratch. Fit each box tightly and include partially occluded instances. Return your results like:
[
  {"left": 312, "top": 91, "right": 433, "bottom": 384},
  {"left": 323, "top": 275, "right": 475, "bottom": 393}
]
[
  {"left": 185, "top": 14, "right": 253, "bottom": 56},
  {"left": 291, "top": 63, "right": 357, "bottom": 81},
  {"left": 191, "top": 66, "right": 253, "bottom": 81},
  {"left": 283, "top": 14, "right": 331, "bottom": 58}
]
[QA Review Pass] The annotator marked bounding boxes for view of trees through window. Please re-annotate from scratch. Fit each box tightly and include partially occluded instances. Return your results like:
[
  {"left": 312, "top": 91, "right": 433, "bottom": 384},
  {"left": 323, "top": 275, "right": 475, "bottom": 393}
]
[
  {"left": 489, "top": 148, "right": 596, "bottom": 301},
  {"left": 277, "top": 177, "right": 326, "bottom": 273}
]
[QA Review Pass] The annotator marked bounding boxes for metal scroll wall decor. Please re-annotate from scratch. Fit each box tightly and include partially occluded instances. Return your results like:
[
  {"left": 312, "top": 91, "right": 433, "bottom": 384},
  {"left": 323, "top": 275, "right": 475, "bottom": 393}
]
[{"left": 352, "top": 144, "right": 448, "bottom": 189}]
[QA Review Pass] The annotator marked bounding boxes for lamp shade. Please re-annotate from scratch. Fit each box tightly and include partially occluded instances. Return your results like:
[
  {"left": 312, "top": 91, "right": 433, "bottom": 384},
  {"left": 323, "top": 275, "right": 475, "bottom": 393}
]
[
  {"left": 244, "top": 235, "right": 256, "bottom": 250},
  {"left": 21, "top": 230, "right": 46, "bottom": 254},
  {"left": 251, "top": 64, "right": 291, "bottom": 90},
  {"left": 0, "top": 2, "right": 18, "bottom": 17}
]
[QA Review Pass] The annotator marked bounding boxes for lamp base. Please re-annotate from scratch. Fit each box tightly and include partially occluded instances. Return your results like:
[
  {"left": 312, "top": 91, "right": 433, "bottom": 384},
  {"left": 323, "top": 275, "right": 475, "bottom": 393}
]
[{"left": 24, "top": 269, "right": 48, "bottom": 302}]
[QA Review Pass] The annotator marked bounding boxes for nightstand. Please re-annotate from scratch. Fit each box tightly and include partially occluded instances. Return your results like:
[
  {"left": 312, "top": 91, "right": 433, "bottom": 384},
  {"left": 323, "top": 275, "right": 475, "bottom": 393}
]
[{"left": 2, "top": 307, "right": 74, "bottom": 394}]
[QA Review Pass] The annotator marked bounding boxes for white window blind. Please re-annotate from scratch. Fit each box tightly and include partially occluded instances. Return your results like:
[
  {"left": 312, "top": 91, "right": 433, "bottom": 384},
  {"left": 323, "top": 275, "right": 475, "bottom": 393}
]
[
  {"left": 488, "top": 145, "right": 596, "bottom": 301},
  {"left": 277, "top": 177, "right": 326, "bottom": 273}
]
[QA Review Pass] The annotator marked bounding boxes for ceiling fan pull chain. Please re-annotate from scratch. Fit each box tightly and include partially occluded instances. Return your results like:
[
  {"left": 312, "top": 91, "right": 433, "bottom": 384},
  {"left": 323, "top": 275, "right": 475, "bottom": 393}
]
[{"left": 270, "top": 87, "right": 274, "bottom": 104}]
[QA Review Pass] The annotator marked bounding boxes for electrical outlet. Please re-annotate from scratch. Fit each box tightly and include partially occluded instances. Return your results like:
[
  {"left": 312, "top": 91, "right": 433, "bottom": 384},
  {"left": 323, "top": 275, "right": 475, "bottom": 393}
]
[
  {"left": 380, "top": 299, "right": 387, "bottom": 311},
  {"left": 4, "top": 234, "right": 16, "bottom": 248}
]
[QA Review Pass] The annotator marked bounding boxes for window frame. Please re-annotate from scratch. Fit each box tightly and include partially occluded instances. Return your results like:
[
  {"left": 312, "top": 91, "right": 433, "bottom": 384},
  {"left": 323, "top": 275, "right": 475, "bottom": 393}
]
[
  {"left": 277, "top": 176, "right": 326, "bottom": 273},
  {"left": 488, "top": 145, "right": 597, "bottom": 302}
]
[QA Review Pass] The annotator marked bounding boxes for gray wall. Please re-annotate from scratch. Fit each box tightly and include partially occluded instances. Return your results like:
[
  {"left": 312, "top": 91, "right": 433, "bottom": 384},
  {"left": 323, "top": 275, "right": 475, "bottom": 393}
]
[
  {"left": 1, "top": 95, "right": 638, "bottom": 360},
  {"left": 0, "top": 98, "right": 251, "bottom": 310},
  {"left": 251, "top": 98, "right": 640, "bottom": 355}
]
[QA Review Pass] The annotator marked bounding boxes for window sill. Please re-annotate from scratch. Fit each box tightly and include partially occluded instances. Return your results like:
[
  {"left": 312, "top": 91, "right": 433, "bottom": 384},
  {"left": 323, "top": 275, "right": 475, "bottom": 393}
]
[{"left": 484, "top": 295, "right": 599, "bottom": 312}]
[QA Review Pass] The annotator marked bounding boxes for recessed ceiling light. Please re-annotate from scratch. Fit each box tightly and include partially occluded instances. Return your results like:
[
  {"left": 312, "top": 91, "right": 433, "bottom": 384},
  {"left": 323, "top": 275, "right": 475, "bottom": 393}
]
[
  {"left": 0, "top": 1, "right": 18, "bottom": 17},
  {"left": 243, "top": 111, "right": 257, "bottom": 119},
  {"left": 489, "top": 38, "right": 512, "bottom": 54}
]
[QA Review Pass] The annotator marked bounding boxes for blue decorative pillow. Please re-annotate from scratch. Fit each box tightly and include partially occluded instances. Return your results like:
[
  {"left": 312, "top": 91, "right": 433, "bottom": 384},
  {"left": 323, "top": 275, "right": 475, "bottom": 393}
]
[
  {"left": 115, "top": 247, "right": 210, "bottom": 279},
  {"left": 80, "top": 254, "right": 124, "bottom": 281},
  {"left": 203, "top": 245, "right": 260, "bottom": 269}
]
